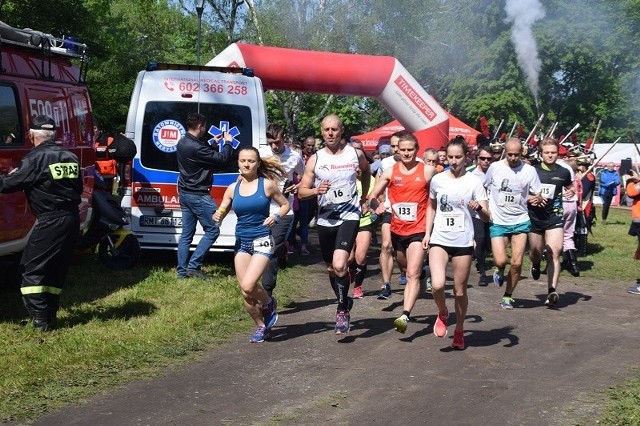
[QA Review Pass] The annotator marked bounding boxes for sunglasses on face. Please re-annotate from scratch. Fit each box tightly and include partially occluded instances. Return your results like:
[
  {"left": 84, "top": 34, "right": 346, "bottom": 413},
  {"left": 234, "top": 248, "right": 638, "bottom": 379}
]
[{"left": 478, "top": 156, "right": 492, "bottom": 161}]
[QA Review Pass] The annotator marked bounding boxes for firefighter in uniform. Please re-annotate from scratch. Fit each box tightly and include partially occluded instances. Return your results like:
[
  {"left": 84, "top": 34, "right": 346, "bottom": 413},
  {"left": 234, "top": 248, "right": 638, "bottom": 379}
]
[{"left": 0, "top": 115, "right": 82, "bottom": 331}]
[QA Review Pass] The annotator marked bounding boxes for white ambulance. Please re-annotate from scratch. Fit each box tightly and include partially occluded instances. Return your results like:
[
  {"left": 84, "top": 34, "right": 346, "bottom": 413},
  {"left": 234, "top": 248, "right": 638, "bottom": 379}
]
[{"left": 122, "top": 63, "right": 267, "bottom": 251}]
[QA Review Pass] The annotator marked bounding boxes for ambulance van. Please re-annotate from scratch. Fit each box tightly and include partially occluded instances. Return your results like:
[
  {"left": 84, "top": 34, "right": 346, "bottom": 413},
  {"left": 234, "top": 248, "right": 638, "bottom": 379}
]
[
  {"left": 0, "top": 23, "right": 94, "bottom": 261},
  {"left": 122, "top": 63, "right": 267, "bottom": 251}
]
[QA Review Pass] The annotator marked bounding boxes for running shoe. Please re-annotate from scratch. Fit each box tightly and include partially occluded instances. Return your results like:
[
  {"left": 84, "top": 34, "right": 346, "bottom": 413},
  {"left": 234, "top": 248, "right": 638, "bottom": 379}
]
[
  {"left": 530, "top": 263, "right": 541, "bottom": 281},
  {"left": 433, "top": 309, "right": 449, "bottom": 338},
  {"left": 425, "top": 277, "right": 432, "bottom": 293},
  {"left": 492, "top": 268, "right": 504, "bottom": 287},
  {"left": 545, "top": 291, "right": 559, "bottom": 307},
  {"left": 500, "top": 296, "right": 515, "bottom": 310},
  {"left": 250, "top": 325, "right": 268, "bottom": 343},
  {"left": 451, "top": 329, "right": 465, "bottom": 350},
  {"left": 394, "top": 314, "right": 409, "bottom": 334},
  {"left": 352, "top": 285, "right": 364, "bottom": 299},
  {"left": 478, "top": 274, "right": 489, "bottom": 287},
  {"left": 398, "top": 274, "right": 407, "bottom": 286},
  {"left": 300, "top": 246, "right": 310, "bottom": 256},
  {"left": 335, "top": 310, "right": 350, "bottom": 334},
  {"left": 628, "top": 284, "right": 640, "bottom": 295},
  {"left": 377, "top": 283, "right": 392, "bottom": 299},
  {"left": 262, "top": 297, "right": 278, "bottom": 330}
]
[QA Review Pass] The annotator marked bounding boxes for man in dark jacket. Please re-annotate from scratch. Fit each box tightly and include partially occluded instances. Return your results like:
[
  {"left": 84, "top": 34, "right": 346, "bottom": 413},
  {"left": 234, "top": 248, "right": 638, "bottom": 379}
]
[
  {"left": 0, "top": 115, "right": 82, "bottom": 331},
  {"left": 176, "top": 112, "right": 233, "bottom": 279}
]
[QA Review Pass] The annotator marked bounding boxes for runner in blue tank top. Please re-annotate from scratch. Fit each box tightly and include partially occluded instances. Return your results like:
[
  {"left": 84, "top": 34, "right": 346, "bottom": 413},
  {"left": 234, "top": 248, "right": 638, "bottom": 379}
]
[{"left": 214, "top": 148, "right": 290, "bottom": 343}]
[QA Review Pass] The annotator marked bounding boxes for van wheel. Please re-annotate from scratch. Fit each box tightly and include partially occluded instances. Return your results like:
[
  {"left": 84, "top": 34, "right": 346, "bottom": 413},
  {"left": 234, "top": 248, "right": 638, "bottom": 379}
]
[{"left": 98, "top": 233, "right": 140, "bottom": 270}]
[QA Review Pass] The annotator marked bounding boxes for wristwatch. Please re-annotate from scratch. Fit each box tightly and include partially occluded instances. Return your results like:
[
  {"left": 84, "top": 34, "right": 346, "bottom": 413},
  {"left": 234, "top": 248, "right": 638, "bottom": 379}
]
[{"left": 272, "top": 213, "right": 281, "bottom": 224}]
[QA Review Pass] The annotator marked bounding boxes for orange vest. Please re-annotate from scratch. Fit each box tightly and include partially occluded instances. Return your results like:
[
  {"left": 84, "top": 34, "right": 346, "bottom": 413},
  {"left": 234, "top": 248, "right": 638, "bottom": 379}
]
[{"left": 94, "top": 135, "right": 117, "bottom": 176}]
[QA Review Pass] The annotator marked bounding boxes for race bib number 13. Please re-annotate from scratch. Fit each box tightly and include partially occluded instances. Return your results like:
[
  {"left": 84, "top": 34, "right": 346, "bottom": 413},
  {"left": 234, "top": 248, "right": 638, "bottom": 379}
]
[{"left": 440, "top": 212, "right": 464, "bottom": 232}]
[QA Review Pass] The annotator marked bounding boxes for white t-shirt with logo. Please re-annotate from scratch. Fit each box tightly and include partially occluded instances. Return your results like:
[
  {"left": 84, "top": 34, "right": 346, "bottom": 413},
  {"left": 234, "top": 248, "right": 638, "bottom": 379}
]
[
  {"left": 484, "top": 160, "right": 542, "bottom": 225},
  {"left": 314, "top": 145, "right": 360, "bottom": 227},
  {"left": 429, "top": 172, "right": 487, "bottom": 247}
]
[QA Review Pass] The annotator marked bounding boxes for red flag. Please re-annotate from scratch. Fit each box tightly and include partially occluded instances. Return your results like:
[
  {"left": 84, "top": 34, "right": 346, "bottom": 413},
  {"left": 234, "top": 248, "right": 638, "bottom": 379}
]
[
  {"left": 585, "top": 138, "right": 593, "bottom": 150},
  {"left": 479, "top": 116, "right": 490, "bottom": 137}
]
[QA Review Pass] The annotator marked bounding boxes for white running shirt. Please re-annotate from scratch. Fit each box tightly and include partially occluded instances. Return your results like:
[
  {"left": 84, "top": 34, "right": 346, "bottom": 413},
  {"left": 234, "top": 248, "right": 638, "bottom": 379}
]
[
  {"left": 429, "top": 172, "right": 488, "bottom": 247},
  {"left": 314, "top": 145, "right": 360, "bottom": 227},
  {"left": 484, "top": 160, "right": 541, "bottom": 225}
]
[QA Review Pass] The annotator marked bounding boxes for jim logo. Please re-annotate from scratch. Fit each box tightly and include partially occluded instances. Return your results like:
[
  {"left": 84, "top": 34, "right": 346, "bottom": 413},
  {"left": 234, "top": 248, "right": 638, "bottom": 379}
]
[
  {"left": 152, "top": 120, "right": 185, "bottom": 153},
  {"left": 208, "top": 121, "right": 241, "bottom": 152}
]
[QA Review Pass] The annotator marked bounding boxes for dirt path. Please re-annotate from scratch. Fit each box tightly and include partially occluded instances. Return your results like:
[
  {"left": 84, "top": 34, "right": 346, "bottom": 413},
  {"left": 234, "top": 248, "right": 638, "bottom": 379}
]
[{"left": 36, "top": 250, "right": 640, "bottom": 425}]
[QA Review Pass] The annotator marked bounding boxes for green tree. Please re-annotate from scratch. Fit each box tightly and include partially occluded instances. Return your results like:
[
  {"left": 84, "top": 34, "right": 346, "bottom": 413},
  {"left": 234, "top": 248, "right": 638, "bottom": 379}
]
[{"left": 88, "top": 0, "right": 203, "bottom": 131}]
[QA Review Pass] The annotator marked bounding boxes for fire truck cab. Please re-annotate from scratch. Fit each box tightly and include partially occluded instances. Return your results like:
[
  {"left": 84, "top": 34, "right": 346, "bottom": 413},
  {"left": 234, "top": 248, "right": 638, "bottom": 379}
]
[{"left": 0, "top": 23, "right": 95, "bottom": 259}]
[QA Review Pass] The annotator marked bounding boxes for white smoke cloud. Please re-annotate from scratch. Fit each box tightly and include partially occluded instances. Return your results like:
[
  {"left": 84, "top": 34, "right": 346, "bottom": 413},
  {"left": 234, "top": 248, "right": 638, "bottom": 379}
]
[{"left": 504, "top": 0, "right": 546, "bottom": 100}]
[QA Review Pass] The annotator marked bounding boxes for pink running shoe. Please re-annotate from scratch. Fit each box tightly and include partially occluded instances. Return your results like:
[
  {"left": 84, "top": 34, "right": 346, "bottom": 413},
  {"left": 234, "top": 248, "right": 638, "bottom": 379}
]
[
  {"left": 451, "top": 329, "right": 465, "bottom": 350},
  {"left": 433, "top": 309, "right": 449, "bottom": 338},
  {"left": 353, "top": 285, "right": 364, "bottom": 299}
]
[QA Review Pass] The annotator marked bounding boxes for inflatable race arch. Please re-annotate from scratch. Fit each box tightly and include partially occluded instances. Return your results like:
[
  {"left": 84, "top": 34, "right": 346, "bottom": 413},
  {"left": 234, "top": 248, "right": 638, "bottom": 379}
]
[{"left": 207, "top": 43, "right": 450, "bottom": 150}]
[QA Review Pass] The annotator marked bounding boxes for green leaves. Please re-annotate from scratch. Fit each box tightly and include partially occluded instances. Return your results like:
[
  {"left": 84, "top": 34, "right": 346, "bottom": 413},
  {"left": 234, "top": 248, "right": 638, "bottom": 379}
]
[{"left": 3, "top": 0, "right": 640, "bottom": 141}]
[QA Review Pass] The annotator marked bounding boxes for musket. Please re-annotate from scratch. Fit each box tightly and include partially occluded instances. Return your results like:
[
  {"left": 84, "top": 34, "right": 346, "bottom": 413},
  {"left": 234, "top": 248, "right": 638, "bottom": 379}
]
[
  {"left": 492, "top": 119, "right": 504, "bottom": 140},
  {"left": 559, "top": 123, "right": 580, "bottom": 145},
  {"left": 525, "top": 114, "right": 544, "bottom": 144},
  {"left": 627, "top": 130, "right": 640, "bottom": 173},
  {"left": 584, "top": 137, "right": 621, "bottom": 176},
  {"left": 590, "top": 120, "right": 602, "bottom": 147},
  {"left": 545, "top": 122, "right": 558, "bottom": 139},
  {"left": 506, "top": 121, "right": 518, "bottom": 140}
]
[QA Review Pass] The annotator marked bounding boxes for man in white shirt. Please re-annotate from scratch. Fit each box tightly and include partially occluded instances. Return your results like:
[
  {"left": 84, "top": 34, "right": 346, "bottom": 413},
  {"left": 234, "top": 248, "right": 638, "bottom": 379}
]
[
  {"left": 484, "top": 138, "right": 543, "bottom": 309},
  {"left": 258, "top": 123, "right": 305, "bottom": 296}
]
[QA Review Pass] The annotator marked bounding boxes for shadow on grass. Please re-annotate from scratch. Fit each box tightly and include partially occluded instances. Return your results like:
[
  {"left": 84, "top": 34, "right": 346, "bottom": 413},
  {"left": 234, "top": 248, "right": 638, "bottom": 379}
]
[
  {"left": 575, "top": 259, "right": 594, "bottom": 273},
  {"left": 60, "top": 299, "right": 158, "bottom": 328},
  {"left": 0, "top": 249, "right": 235, "bottom": 323},
  {"left": 585, "top": 242, "right": 605, "bottom": 255}
]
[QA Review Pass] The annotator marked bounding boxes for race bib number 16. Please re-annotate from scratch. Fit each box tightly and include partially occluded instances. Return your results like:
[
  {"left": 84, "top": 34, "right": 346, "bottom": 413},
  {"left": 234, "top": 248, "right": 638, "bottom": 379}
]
[{"left": 326, "top": 184, "right": 352, "bottom": 204}]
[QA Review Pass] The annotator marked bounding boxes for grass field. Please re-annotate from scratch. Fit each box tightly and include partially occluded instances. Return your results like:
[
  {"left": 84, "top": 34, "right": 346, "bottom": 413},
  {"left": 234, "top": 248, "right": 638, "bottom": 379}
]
[{"left": 0, "top": 207, "right": 637, "bottom": 423}]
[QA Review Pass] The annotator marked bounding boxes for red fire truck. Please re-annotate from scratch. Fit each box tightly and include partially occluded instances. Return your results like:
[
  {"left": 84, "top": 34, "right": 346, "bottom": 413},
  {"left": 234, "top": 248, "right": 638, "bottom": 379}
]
[{"left": 0, "top": 23, "right": 95, "bottom": 274}]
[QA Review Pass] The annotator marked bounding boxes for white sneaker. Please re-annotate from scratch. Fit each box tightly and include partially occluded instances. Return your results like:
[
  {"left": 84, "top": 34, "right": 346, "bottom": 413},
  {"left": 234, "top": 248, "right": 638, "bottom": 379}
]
[{"left": 628, "top": 284, "right": 640, "bottom": 295}]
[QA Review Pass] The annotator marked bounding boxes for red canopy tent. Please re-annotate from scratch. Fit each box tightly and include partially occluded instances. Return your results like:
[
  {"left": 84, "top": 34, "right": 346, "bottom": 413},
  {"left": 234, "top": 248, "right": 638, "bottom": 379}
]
[{"left": 352, "top": 112, "right": 480, "bottom": 152}]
